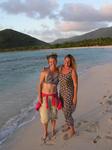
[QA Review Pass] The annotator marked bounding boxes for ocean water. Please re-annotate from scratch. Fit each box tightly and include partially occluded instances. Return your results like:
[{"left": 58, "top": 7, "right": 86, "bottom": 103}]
[{"left": 0, "top": 47, "right": 112, "bottom": 144}]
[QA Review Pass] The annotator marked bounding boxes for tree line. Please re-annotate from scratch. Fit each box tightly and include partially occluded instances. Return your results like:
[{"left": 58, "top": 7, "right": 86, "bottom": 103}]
[{"left": 0, "top": 37, "right": 112, "bottom": 52}]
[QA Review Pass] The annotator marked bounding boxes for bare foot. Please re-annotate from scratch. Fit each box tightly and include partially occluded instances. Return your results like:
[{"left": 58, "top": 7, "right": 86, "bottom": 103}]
[
  {"left": 41, "top": 136, "right": 47, "bottom": 144},
  {"left": 93, "top": 135, "right": 101, "bottom": 143},
  {"left": 62, "top": 124, "right": 70, "bottom": 132},
  {"left": 41, "top": 133, "right": 48, "bottom": 144},
  {"left": 63, "top": 129, "right": 75, "bottom": 140}
]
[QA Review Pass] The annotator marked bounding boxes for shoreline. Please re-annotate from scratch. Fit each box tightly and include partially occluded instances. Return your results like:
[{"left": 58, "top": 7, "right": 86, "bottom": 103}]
[
  {"left": 0, "top": 45, "right": 112, "bottom": 53},
  {"left": 1, "top": 62, "right": 112, "bottom": 150},
  {"left": 51, "top": 45, "right": 112, "bottom": 51}
]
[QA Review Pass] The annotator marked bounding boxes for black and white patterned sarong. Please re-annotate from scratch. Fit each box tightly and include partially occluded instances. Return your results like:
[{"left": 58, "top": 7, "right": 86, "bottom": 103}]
[{"left": 59, "top": 70, "right": 74, "bottom": 127}]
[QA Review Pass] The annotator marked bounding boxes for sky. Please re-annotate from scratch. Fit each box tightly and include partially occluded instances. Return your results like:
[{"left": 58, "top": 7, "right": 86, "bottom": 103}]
[{"left": 0, "top": 0, "right": 112, "bottom": 43}]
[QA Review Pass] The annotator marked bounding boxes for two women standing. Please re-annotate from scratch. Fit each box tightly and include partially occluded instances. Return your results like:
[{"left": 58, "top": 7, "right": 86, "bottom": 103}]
[{"left": 36, "top": 53, "right": 78, "bottom": 142}]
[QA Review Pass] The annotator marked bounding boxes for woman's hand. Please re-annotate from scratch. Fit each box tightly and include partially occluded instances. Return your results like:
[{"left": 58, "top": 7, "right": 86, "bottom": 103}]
[
  {"left": 73, "top": 97, "right": 77, "bottom": 106},
  {"left": 38, "top": 96, "right": 43, "bottom": 103}
]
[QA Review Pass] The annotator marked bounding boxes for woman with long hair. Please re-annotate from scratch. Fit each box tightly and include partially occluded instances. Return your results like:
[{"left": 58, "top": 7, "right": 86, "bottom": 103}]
[{"left": 59, "top": 54, "right": 78, "bottom": 140}]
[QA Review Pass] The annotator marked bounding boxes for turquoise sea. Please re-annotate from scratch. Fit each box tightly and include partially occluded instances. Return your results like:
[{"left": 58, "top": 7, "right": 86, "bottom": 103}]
[{"left": 0, "top": 47, "right": 112, "bottom": 144}]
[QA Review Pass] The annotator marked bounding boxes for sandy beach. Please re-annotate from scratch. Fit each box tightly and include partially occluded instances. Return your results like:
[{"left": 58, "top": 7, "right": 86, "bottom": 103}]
[
  {"left": 48, "top": 45, "right": 112, "bottom": 51},
  {"left": 0, "top": 63, "right": 112, "bottom": 150}
]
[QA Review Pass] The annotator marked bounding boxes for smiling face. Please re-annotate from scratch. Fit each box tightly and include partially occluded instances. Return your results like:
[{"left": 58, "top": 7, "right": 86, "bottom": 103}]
[
  {"left": 64, "top": 57, "right": 71, "bottom": 68},
  {"left": 48, "top": 57, "right": 57, "bottom": 68}
]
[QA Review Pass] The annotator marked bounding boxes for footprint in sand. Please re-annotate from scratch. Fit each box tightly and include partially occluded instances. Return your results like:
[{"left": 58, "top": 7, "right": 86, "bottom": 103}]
[
  {"left": 108, "top": 117, "right": 112, "bottom": 124},
  {"left": 100, "top": 95, "right": 108, "bottom": 104},
  {"left": 103, "top": 95, "right": 107, "bottom": 99},
  {"left": 93, "top": 135, "right": 102, "bottom": 143},
  {"left": 104, "top": 95, "right": 112, "bottom": 112},
  {"left": 76, "top": 122, "right": 82, "bottom": 128},
  {"left": 100, "top": 94, "right": 112, "bottom": 113},
  {"left": 76, "top": 120, "right": 99, "bottom": 133},
  {"left": 76, "top": 120, "right": 102, "bottom": 143},
  {"left": 106, "top": 100, "right": 112, "bottom": 105},
  {"left": 108, "top": 95, "right": 112, "bottom": 99},
  {"left": 105, "top": 135, "right": 112, "bottom": 140},
  {"left": 100, "top": 93, "right": 112, "bottom": 104}
]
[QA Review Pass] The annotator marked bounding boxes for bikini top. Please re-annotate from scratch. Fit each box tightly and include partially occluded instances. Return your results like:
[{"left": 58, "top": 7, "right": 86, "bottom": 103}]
[{"left": 45, "top": 70, "right": 59, "bottom": 85}]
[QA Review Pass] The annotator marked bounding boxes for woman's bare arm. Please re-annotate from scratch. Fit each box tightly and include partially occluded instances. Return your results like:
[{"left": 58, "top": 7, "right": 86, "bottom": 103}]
[
  {"left": 37, "top": 70, "right": 45, "bottom": 103},
  {"left": 72, "top": 68, "right": 78, "bottom": 106}
]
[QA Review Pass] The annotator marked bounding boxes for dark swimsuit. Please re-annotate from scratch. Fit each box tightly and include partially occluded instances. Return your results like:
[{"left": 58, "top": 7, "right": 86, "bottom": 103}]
[{"left": 45, "top": 70, "right": 59, "bottom": 85}]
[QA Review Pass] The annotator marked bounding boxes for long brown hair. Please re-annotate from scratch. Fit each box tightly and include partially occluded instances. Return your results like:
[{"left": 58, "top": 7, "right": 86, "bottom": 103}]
[{"left": 64, "top": 54, "right": 77, "bottom": 70}]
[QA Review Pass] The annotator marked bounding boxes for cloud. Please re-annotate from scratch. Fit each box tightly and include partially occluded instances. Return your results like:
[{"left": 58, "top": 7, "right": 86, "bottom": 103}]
[
  {"left": 60, "top": 3, "right": 99, "bottom": 22},
  {"left": 56, "top": 3, "right": 112, "bottom": 32},
  {"left": 0, "top": 25, "right": 4, "bottom": 30},
  {"left": 60, "top": 3, "right": 112, "bottom": 22},
  {"left": 21, "top": 3, "right": 112, "bottom": 41},
  {"left": 56, "top": 21, "right": 107, "bottom": 32},
  {"left": 25, "top": 28, "right": 65, "bottom": 42},
  {"left": 0, "top": 0, "right": 59, "bottom": 18},
  {"left": 1, "top": 1, "right": 112, "bottom": 41},
  {"left": 100, "top": 5, "right": 112, "bottom": 21}
]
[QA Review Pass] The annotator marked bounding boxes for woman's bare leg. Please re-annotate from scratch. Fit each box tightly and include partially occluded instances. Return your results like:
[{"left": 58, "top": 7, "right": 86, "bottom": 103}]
[
  {"left": 42, "top": 123, "right": 48, "bottom": 139},
  {"left": 69, "top": 125, "right": 75, "bottom": 135},
  {"left": 51, "top": 120, "right": 56, "bottom": 136}
]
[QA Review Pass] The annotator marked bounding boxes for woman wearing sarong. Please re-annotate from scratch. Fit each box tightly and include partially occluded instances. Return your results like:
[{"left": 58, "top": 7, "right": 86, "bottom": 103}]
[{"left": 59, "top": 54, "right": 78, "bottom": 140}]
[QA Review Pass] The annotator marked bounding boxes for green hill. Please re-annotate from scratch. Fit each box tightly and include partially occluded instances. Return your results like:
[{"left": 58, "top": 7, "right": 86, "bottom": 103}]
[
  {"left": 52, "top": 26, "right": 112, "bottom": 44},
  {"left": 0, "top": 29, "right": 49, "bottom": 51}
]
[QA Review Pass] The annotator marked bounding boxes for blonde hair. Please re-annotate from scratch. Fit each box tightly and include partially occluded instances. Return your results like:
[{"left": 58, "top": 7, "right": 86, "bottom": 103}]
[{"left": 64, "top": 54, "right": 77, "bottom": 70}]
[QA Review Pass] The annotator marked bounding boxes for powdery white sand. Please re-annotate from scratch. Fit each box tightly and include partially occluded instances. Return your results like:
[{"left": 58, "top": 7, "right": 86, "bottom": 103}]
[{"left": 1, "top": 63, "right": 112, "bottom": 150}]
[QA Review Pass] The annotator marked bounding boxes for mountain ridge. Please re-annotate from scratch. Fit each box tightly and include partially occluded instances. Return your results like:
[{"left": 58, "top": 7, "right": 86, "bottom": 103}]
[
  {"left": 52, "top": 26, "right": 112, "bottom": 44},
  {"left": 0, "top": 29, "right": 49, "bottom": 51}
]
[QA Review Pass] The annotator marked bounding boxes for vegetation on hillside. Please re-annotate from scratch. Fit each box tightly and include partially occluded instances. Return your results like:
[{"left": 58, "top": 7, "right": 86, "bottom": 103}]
[
  {"left": 0, "top": 29, "right": 49, "bottom": 52},
  {"left": 50, "top": 37, "right": 112, "bottom": 49},
  {"left": 0, "top": 28, "right": 112, "bottom": 52}
]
